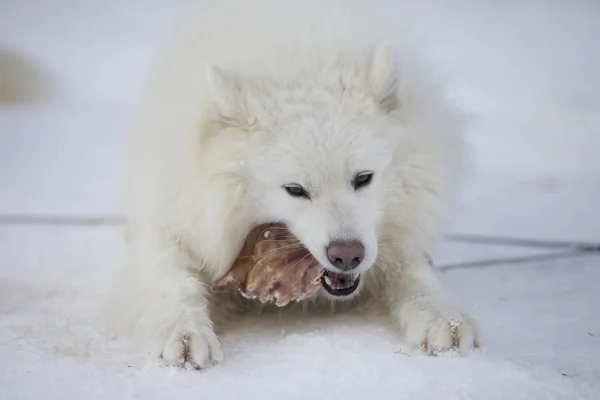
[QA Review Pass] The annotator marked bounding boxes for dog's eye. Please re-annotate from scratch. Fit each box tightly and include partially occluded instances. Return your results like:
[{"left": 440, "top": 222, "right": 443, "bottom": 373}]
[
  {"left": 352, "top": 171, "right": 374, "bottom": 190},
  {"left": 284, "top": 184, "right": 310, "bottom": 199}
]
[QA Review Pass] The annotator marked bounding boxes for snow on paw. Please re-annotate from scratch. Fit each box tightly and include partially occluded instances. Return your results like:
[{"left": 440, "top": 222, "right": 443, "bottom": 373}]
[
  {"left": 160, "top": 327, "right": 223, "bottom": 369},
  {"left": 399, "top": 299, "right": 479, "bottom": 356},
  {"left": 420, "top": 313, "right": 479, "bottom": 356}
]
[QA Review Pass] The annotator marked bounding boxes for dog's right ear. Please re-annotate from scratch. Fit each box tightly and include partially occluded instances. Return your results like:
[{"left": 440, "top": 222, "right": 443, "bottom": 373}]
[{"left": 206, "top": 65, "right": 250, "bottom": 124}]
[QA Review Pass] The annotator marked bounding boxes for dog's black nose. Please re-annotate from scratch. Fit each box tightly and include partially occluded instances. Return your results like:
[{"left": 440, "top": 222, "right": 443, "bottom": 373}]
[{"left": 326, "top": 240, "right": 364, "bottom": 271}]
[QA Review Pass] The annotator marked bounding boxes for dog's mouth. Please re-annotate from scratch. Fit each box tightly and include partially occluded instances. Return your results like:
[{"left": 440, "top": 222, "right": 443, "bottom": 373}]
[{"left": 321, "top": 270, "right": 360, "bottom": 296}]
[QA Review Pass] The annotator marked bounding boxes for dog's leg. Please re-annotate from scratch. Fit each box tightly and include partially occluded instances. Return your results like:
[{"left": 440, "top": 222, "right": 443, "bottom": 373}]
[
  {"left": 383, "top": 256, "right": 479, "bottom": 355},
  {"left": 115, "top": 233, "right": 223, "bottom": 369}
]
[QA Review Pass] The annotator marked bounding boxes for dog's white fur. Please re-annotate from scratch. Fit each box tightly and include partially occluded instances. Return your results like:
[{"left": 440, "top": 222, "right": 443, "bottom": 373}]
[{"left": 110, "top": 0, "right": 479, "bottom": 368}]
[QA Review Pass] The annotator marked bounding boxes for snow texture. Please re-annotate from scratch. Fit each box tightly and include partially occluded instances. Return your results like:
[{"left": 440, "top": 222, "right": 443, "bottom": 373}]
[{"left": 1, "top": 1, "right": 599, "bottom": 399}]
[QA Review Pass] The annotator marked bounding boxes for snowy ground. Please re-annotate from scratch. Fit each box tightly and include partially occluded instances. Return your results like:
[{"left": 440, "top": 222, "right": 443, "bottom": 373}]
[{"left": 1, "top": 1, "right": 600, "bottom": 399}]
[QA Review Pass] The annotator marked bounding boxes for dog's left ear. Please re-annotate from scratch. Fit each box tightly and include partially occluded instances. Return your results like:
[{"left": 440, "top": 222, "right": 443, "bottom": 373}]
[
  {"left": 369, "top": 40, "right": 401, "bottom": 112},
  {"left": 206, "top": 65, "right": 253, "bottom": 125}
]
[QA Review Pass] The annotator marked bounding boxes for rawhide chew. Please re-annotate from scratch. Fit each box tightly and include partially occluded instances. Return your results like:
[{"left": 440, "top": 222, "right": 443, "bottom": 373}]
[{"left": 217, "top": 223, "right": 324, "bottom": 307}]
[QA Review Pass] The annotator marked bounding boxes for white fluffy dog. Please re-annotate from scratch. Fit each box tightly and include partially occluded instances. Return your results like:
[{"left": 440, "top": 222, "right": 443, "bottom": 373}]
[{"left": 111, "top": 0, "right": 479, "bottom": 369}]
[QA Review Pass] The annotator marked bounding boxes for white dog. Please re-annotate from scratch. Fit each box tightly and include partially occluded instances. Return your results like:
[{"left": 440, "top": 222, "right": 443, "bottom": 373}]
[{"left": 110, "top": 0, "right": 479, "bottom": 369}]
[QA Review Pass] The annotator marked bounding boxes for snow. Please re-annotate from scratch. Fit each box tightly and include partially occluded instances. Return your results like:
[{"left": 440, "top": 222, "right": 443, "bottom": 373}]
[{"left": 1, "top": 1, "right": 599, "bottom": 399}]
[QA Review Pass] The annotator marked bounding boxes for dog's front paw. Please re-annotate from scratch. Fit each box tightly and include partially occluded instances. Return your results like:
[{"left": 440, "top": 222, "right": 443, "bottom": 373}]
[
  {"left": 160, "top": 325, "right": 223, "bottom": 369},
  {"left": 399, "top": 298, "right": 479, "bottom": 356}
]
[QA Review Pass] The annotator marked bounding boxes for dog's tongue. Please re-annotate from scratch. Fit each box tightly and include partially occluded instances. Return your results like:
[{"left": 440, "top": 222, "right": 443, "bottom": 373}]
[{"left": 323, "top": 271, "right": 358, "bottom": 290}]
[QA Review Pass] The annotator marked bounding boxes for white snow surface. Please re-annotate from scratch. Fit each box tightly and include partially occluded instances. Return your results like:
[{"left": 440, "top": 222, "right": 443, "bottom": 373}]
[{"left": 1, "top": 1, "right": 600, "bottom": 399}]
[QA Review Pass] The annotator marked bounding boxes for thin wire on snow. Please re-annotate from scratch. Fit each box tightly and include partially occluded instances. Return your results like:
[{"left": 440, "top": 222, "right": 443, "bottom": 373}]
[
  {"left": 0, "top": 214, "right": 125, "bottom": 226},
  {"left": 436, "top": 250, "right": 595, "bottom": 272}
]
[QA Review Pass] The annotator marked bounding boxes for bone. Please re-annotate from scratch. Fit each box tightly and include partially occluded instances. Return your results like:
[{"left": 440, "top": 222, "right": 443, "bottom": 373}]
[{"left": 216, "top": 223, "right": 324, "bottom": 307}]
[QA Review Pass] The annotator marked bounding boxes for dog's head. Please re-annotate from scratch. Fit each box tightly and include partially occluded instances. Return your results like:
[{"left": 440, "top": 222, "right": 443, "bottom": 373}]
[
  {"left": 246, "top": 113, "right": 396, "bottom": 298},
  {"left": 205, "top": 41, "right": 458, "bottom": 299}
]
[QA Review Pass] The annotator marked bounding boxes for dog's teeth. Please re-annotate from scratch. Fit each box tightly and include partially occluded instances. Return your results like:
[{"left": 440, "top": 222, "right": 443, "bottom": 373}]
[{"left": 324, "top": 276, "right": 333, "bottom": 286}]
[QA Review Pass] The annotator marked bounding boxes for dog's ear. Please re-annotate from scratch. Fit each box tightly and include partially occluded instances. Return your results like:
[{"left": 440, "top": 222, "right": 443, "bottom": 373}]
[
  {"left": 369, "top": 40, "right": 401, "bottom": 112},
  {"left": 206, "top": 65, "right": 251, "bottom": 124}
]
